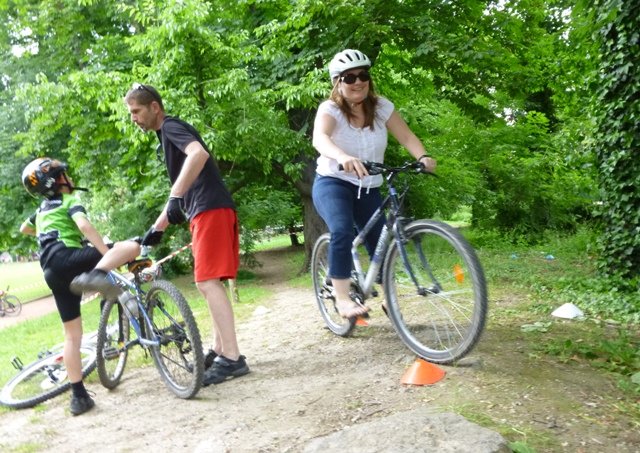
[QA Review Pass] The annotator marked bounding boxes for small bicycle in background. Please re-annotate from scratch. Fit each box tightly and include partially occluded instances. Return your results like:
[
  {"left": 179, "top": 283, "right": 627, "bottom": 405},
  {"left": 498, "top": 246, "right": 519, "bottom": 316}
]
[
  {"left": 0, "top": 286, "right": 22, "bottom": 317},
  {"left": 312, "top": 161, "right": 488, "bottom": 365}
]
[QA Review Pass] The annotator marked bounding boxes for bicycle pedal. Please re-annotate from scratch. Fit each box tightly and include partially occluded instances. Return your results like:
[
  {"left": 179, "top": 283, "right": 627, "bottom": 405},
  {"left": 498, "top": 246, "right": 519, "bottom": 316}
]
[
  {"left": 102, "top": 346, "right": 120, "bottom": 360},
  {"left": 10, "top": 356, "right": 23, "bottom": 371}
]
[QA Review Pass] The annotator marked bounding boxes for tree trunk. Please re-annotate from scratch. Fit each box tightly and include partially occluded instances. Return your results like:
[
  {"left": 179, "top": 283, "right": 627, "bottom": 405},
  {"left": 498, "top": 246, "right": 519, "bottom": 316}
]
[
  {"left": 294, "top": 155, "right": 327, "bottom": 272},
  {"left": 287, "top": 224, "right": 301, "bottom": 247}
]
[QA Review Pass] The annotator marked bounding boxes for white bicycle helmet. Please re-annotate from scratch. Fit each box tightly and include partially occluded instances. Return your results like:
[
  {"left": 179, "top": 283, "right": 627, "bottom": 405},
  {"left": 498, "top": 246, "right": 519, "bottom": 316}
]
[{"left": 328, "top": 49, "right": 372, "bottom": 79}]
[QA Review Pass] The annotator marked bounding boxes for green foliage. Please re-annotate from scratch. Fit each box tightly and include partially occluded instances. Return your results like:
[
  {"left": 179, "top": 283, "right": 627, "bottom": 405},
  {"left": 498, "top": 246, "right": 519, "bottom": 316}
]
[
  {"left": 532, "top": 325, "right": 640, "bottom": 395},
  {"left": 470, "top": 112, "right": 596, "bottom": 240},
  {"left": 235, "top": 184, "right": 302, "bottom": 263},
  {"left": 587, "top": 0, "right": 640, "bottom": 282},
  {"left": 0, "top": 0, "right": 633, "bottom": 312},
  {"left": 510, "top": 441, "right": 538, "bottom": 453},
  {"left": 475, "top": 226, "right": 639, "bottom": 322}
]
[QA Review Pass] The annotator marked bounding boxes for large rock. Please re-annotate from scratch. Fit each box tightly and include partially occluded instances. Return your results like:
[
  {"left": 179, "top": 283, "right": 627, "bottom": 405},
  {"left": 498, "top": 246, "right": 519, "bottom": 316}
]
[{"left": 304, "top": 408, "right": 510, "bottom": 453}]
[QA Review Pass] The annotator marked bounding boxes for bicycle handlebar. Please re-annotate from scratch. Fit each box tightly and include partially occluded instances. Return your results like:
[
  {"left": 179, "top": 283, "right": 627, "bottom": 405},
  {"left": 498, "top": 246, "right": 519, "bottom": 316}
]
[{"left": 338, "top": 160, "right": 436, "bottom": 176}]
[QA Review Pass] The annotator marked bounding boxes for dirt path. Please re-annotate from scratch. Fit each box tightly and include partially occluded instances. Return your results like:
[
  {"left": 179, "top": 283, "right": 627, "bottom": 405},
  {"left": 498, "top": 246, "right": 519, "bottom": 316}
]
[
  {"left": 0, "top": 248, "right": 638, "bottom": 452},
  {"left": 0, "top": 291, "right": 100, "bottom": 330},
  {"left": 0, "top": 295, "right": 57, "bottom": 330}
]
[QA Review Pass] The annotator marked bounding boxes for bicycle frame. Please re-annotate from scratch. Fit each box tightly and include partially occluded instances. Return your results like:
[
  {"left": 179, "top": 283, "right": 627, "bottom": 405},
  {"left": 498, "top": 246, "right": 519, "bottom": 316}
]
[
  {"left": 350, "top": 164, "right": 418, "bottom": 299},
  {"left": 109, "top": 271, "right": 161, "bottom": 349},
  {"left": 314, "top": 160, "right": 488, "bottom": 361}
]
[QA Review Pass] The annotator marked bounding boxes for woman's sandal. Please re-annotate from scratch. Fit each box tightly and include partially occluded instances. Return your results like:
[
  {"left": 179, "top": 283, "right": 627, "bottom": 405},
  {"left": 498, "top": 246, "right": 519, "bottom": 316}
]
[{"left": 337, "top": 300, "right": 370, "bottom": 319}]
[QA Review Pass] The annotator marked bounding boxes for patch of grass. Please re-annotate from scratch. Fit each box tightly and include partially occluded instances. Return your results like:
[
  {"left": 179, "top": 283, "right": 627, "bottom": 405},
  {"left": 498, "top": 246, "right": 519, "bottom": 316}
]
[
  {"left": 453, "top": 403, "right": 555, "bottom": 452},
  {"left": 0, "top": 262, "right": 50, "bottom": 302},
  {"left": 3, "top": 442, "right": 44, "bottom": 453},
  {"left": 254, "top": 234, "right": 301, "bottom": 251},
  {"left": 529, "top": 321, "right": 640, "bottom": 387},
  {"left": 0, "top": 297, "right": 103, "bottom": 386},
  {"left": 445, "top": 205, "right": 472, "bottom": 228},
  {"left": 510, "top": 441, "right": 539, "bottom": 453}
]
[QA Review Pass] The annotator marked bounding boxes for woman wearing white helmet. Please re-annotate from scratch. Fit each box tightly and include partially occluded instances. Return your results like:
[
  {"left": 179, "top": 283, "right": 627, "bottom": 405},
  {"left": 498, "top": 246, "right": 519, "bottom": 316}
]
[{"left": 312, "top": 48, "right": 436, "bottom": 319}]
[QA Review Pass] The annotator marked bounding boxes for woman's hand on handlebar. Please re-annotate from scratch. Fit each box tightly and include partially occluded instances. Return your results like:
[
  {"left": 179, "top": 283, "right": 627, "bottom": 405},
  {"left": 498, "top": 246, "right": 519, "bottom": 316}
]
[
  {"left": 418, "top": 156, "right": 437, "bottom": 173},
  {"left": 337, "top": 155, "right": 369, "bottom": 179}
]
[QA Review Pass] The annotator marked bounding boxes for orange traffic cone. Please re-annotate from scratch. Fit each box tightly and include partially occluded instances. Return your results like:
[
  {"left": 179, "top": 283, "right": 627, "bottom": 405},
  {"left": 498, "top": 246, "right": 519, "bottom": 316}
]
[
  {"left": 400, "top": 358, "right": 446, "bottom": 385},
  {"left": 355, "top": 316, "right": 369, "bottom": 327}
]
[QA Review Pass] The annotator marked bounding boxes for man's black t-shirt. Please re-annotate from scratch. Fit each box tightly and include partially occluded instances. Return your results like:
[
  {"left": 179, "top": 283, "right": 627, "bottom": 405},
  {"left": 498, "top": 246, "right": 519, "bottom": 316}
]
[{"left": 156, "top": 117, "right": 235, "bottom": 220}]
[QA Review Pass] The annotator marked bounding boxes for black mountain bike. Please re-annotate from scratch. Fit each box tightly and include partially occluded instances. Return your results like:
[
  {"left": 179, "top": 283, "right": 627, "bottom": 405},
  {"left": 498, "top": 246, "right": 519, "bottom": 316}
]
[
  {"left": 312, "top": 161, "right": 488, "bottom": 364},
  {"left": 96, "top": 257, "right": 204, "bottom": 399}
]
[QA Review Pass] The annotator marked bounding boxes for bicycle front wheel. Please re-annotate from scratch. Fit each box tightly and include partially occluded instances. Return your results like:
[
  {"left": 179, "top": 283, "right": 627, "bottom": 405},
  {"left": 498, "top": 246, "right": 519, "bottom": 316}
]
[
  {"left": 146, "top": 280, "right": 203, "bottom": 399},
  {"left": 0, "top": 345, "right": 96, "bottom": 409},
  {"left": 383, "top": 220, "right": 487, "bottom": 364},
  {"left": 3, "top": 295, "right": 22, "bottom": 316},
  {"left": 311, "top": 233, "right": 356, "bottom": 337},
  {"left": 96, "top": 299, "right": 130, "bottom": 389}
]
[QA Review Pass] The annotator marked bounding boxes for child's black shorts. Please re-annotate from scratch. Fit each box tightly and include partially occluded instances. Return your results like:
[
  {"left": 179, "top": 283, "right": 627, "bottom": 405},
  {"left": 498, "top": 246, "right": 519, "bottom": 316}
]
[{"left": 42, "top": 245, "right": 102, "bottom": 322}]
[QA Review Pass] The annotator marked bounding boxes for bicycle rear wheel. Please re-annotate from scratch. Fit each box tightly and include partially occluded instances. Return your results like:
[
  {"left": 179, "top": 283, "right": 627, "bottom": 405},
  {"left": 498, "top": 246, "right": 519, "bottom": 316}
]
[
  {"left": 0, "top": 345, "right": 96, "bottom": 409},
  {"left": 3, "top": 295, "right": 22, "bottom": 316},
  {"left": 146, "top": 280, "right": 203, "bottom": 399},
  {"left": 383, "top": 220, "right": 487, "bottom": 364},
  {"left": 96, "top": 298, "right": 130, "bottom": 389},
  {"left": 311, "top": 233, "right": 356, "bottom": 337}
]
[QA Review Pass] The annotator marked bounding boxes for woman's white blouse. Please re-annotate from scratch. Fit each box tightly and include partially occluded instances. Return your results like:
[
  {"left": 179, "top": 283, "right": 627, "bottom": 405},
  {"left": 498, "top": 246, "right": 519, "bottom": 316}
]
[{"left": 315, "top": 97, "right": 394, "bottom": 188}]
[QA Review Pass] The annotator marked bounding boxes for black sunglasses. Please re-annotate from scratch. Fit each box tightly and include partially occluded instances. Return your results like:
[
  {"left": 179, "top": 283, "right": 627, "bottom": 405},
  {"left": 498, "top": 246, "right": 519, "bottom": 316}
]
[
  {"left": 133, "top": 83, "right": 161, "bottom": 103},
  {"left": 340, "top": 71, "right": 371, "bottom": 84}
]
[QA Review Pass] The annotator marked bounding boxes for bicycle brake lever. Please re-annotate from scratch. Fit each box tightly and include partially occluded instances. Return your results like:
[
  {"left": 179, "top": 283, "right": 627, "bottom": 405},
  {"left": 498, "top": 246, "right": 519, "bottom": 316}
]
[{"left": 364, "top": 161, "right": 385, "bottom": 175}]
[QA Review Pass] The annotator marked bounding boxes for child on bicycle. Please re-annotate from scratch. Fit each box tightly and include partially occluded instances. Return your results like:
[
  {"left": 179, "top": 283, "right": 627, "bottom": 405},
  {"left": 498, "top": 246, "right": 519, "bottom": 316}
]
[
  {"left": 312, "top": 49, "right": 436, "bottom": 319},
  {"left": 20, "top": 157, "right": 140, "bottom": 415}
]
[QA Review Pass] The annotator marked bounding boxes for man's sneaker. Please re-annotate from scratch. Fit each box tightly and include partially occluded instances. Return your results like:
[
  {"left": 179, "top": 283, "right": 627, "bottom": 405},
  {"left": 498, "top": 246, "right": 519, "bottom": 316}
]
[
  {"left": 202, "top": 355, "right": 249, "bottom": 386},
  {"left": 187, "top": 349, "right": 217, "bottom": 373},
  {"left": 204, "top": 349, "right": 218, "bottom": 370},
  {"left": 70, "top": 270, "right": 121, "bottom": 300},
  {"left": 69, "top": 394, "right": 95, "bottom": 416}
]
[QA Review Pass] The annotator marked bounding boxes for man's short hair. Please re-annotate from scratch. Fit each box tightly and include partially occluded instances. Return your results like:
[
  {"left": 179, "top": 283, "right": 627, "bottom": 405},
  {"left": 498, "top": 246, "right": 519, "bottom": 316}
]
[{"left": 125, "top": 83, "right": 164, "bottom": 110}]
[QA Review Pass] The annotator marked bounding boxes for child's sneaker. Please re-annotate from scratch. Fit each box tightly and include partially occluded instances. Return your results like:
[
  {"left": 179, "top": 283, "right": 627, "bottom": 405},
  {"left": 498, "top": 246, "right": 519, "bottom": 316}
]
[
  {"left": 69, "top": 394, "right": 95, "bottom": 416},
  {"left": 70, "top": 269, "right": 121, "bottom": 300},
  {"left": 202, "top": 355, "right": 249, "bottom": 386}
]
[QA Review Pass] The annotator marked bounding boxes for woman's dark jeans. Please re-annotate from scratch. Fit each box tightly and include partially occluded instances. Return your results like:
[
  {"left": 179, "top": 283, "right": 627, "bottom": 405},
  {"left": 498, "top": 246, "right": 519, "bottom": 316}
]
[{"left": 312, "top": 175, "right": 385, "bottom": 279}]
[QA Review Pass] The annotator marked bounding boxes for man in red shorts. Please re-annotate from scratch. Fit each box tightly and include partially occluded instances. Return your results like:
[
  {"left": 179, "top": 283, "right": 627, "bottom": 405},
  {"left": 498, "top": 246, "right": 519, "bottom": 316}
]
[{"left": 124, "top": 83, "right": 249, "bottom": 386}]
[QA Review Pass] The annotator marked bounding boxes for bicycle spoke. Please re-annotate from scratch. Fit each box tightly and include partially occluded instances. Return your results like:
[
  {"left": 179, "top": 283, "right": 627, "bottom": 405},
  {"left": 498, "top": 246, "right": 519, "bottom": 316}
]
[
  {"left": 96, "top": 299, "right": 129, "bottom": 389},
  {"left": 146, "top": 280, "right": 203, "bottom": 399},
  {"left": 384, "top": 221, "right": 487, "bottom": 364},
  {"left": 0, "top": 346, "right": 96, "bottom": 409}
]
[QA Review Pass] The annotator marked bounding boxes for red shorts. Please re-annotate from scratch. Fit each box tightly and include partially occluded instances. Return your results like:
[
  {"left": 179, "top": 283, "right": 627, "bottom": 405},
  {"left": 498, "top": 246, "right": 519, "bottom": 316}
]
[{"left": 190, "top": 208, "right": 239, "bottom": 282}]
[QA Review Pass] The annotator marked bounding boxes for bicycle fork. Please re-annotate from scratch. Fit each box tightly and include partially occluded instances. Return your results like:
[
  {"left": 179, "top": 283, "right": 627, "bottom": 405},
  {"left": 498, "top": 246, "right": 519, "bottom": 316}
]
[{"left": 393, "top": 223, "right": 441, "bottom": 296}]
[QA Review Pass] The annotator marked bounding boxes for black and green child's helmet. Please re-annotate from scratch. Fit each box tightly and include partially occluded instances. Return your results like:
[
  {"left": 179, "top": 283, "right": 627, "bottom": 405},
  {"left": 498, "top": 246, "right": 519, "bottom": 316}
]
[{"left": 21, "top": 157, "right": 69, "bottom": 199}]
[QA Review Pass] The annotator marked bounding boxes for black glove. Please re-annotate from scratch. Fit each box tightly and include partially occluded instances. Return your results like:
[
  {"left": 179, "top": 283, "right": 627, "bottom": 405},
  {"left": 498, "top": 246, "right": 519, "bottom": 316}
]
[
  {"left": 141, "top": 227, "right": 164, "bottom": 246},
  {"left": 166, "top": 196, "right": 187, "bottom": 225}
]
